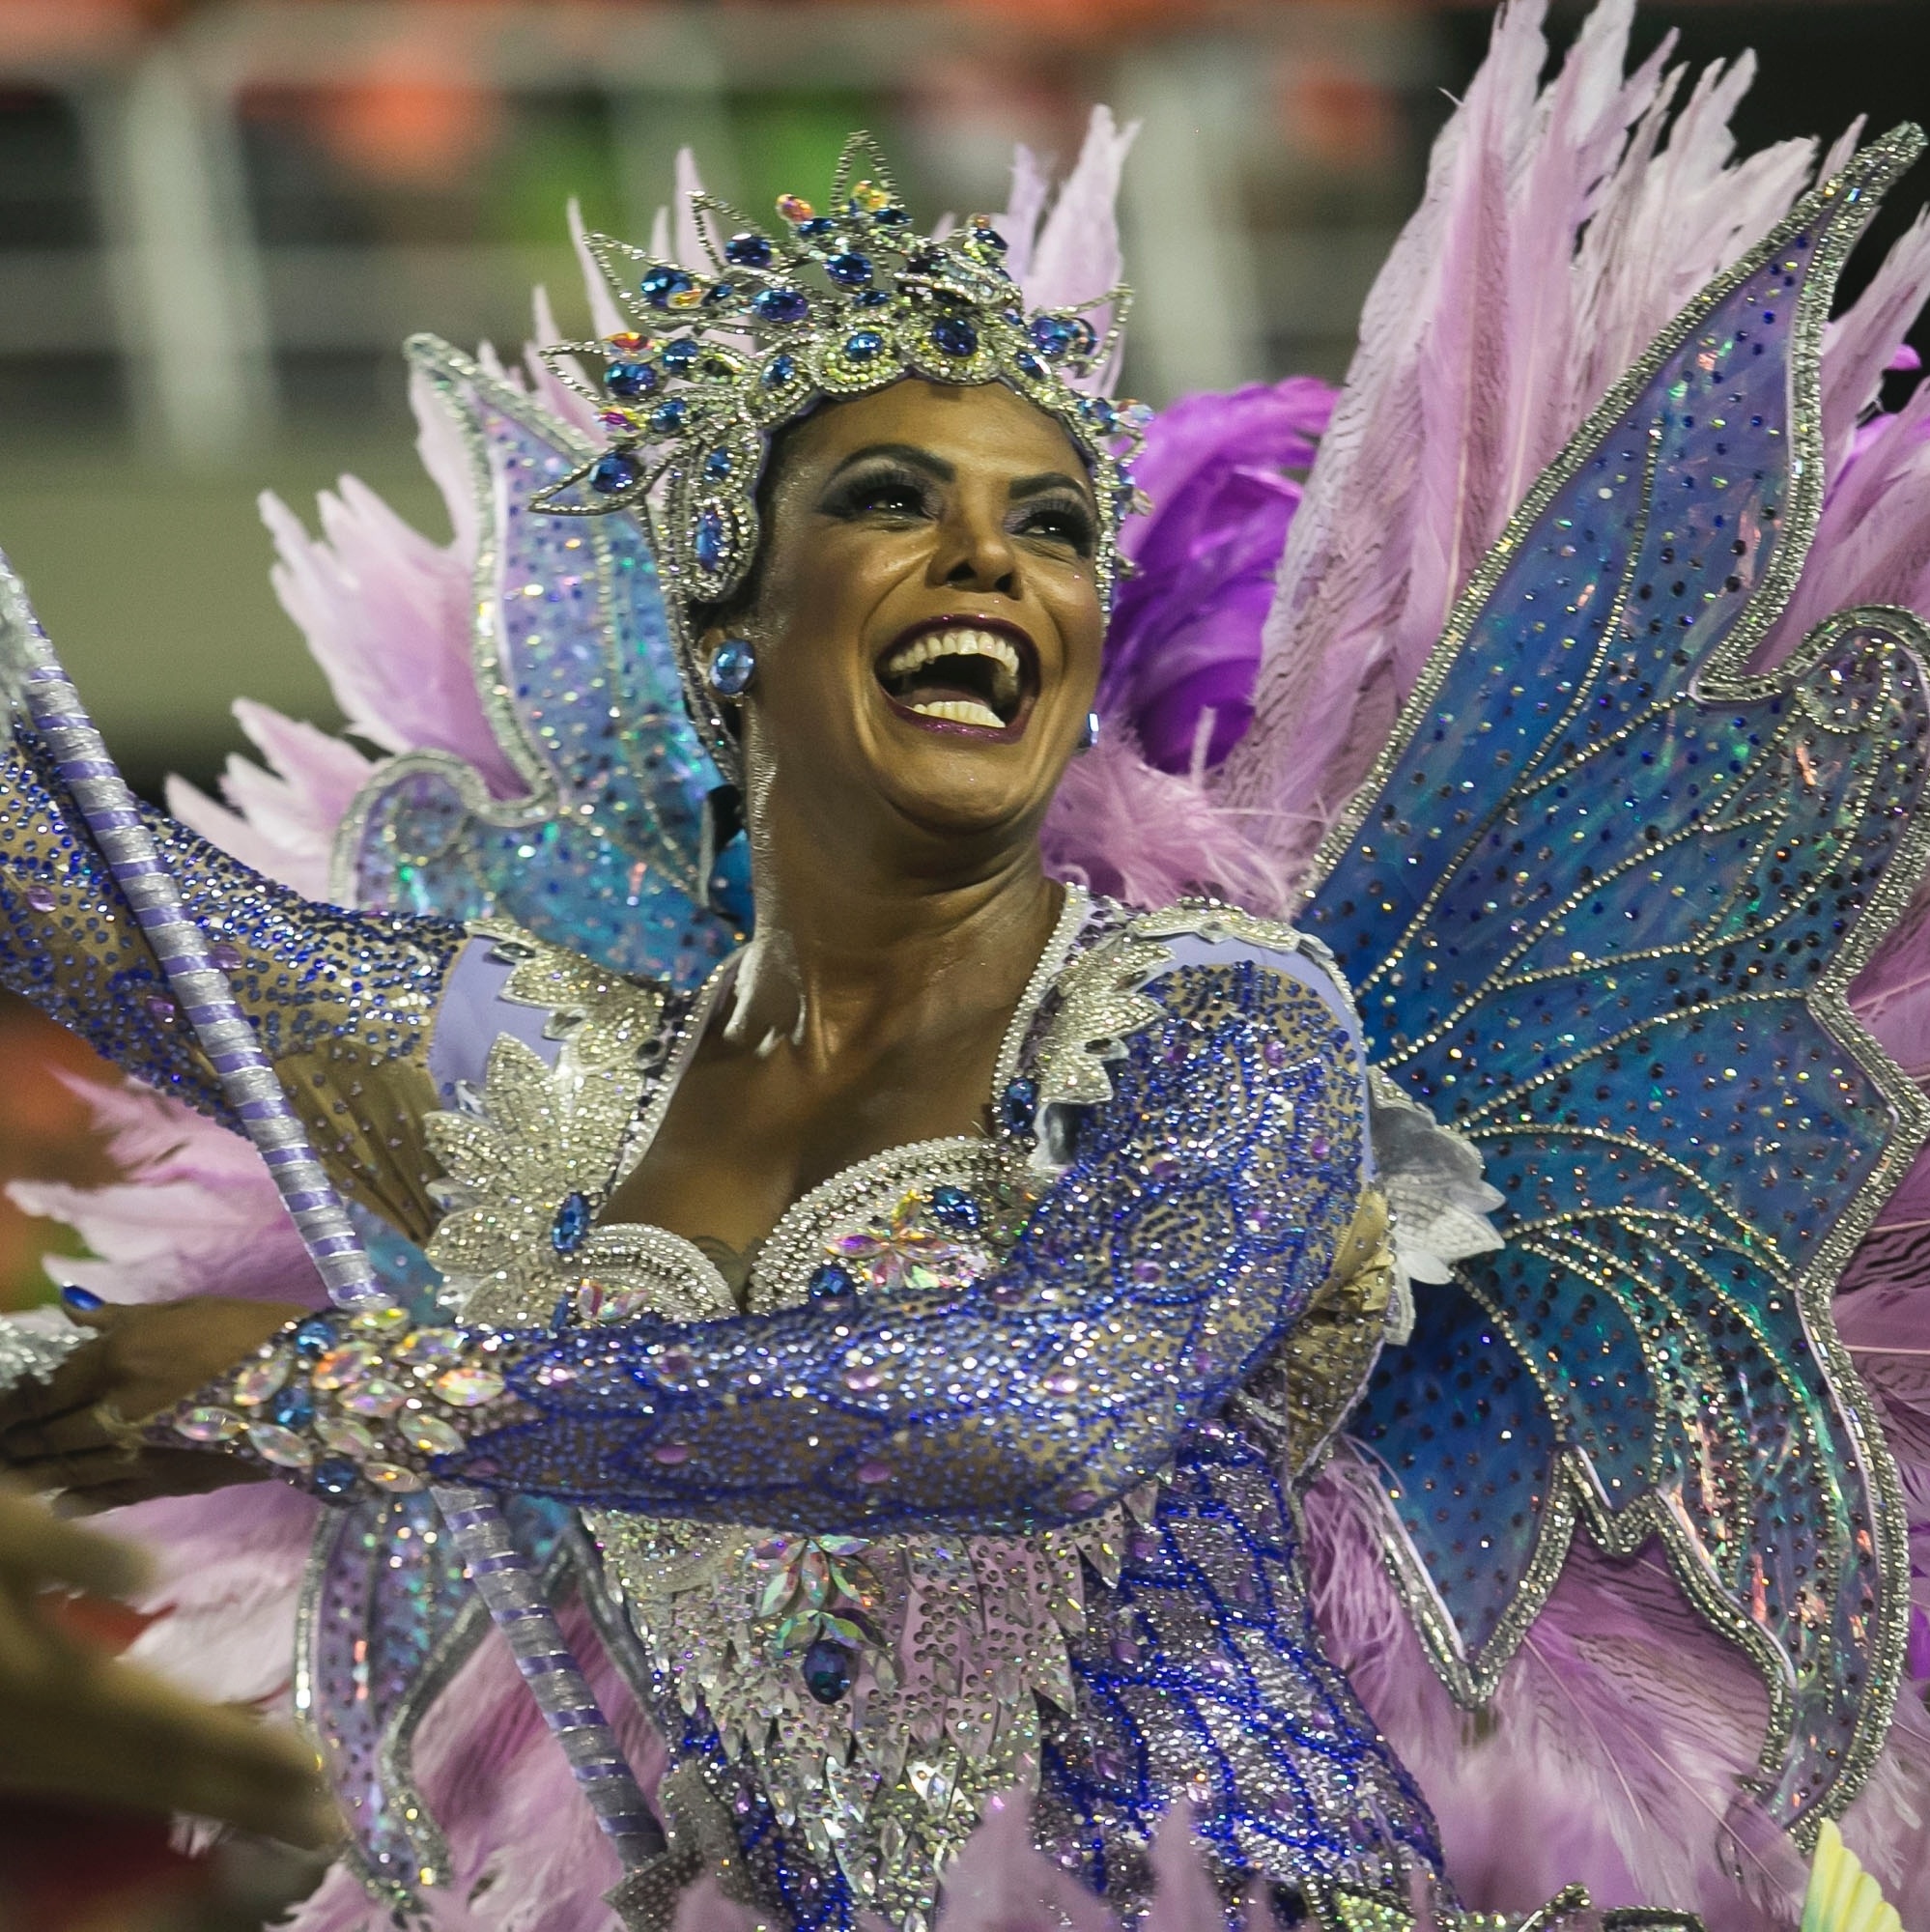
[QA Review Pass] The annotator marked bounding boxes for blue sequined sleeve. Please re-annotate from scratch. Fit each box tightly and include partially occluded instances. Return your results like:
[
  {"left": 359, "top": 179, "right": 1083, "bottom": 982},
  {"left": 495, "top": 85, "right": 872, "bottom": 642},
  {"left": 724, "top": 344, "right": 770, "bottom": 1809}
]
[
  {"left": 0, "top": 720, "right": 464, "bottom": 1237},
  {"left": 170, "top": 954, "right": 1370, "bottom": 1533}
]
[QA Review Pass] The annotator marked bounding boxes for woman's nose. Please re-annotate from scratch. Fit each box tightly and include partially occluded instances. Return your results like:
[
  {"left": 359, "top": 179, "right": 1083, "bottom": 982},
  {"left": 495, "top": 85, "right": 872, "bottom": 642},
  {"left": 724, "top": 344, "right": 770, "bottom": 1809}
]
[{"left": 933, "top": 503, "right": 1019, "bottom": 595}]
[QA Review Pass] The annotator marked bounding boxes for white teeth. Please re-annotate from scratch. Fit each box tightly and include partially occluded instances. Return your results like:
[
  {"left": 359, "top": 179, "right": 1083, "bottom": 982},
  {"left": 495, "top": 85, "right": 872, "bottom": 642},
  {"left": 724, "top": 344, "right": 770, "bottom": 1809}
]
[
  {"left": 910, "top": 697, "right": 1006, "bottom": 729},
  {"left": 881, "top": 627, "right": 1023, "bottom": 703}
]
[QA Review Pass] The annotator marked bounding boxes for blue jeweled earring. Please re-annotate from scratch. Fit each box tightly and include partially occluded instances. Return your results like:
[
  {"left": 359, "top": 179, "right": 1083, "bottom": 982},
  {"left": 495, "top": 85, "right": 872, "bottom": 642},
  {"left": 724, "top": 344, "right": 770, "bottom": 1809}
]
[
  {"left": 707, "top": 638, "right": 756, "bottom": 697},
  {"left": 1077, "top": 710, "right": 1100, "bottom": 753}
]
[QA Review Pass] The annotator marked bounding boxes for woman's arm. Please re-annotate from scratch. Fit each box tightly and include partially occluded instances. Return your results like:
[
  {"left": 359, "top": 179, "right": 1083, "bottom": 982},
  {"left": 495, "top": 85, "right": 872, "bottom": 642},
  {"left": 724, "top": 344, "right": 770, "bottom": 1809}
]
[
  {"left": 1, "top": 719, "right": 464, "bottom": 1237},
  {"left": 155, "top": 951, "right": 1370, "bottom": 1535}
]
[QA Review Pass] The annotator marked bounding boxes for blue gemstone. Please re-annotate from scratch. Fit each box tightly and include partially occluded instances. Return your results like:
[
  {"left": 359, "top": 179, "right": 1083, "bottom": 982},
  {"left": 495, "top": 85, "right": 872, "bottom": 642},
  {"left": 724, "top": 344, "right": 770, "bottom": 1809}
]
[
  {"left": 591, "top": 451, "right": 639, "bottom": 495},
  {"left": 971, "top": 223, "right": 1008, "bottom": 254},
  {"left": 843, "top": 330, "right": 885, "bottom": 363},
  {"left": 292, "top": 1316, "right": 336, "bottom": 1358},
  {"left": 1001, "top": 1077, "right": 1038, "bottom": 1135},
  {"left": 906, "top": 248, "right": 946, "bottom": 274},
  {"left": 60, "top": 1285, "right": 104, "bottom": 1313},
  {"left": 826, "top": 251, "right": 872, "bottom": 288},
  {"left": 797, "top": 217, "right": 835, "bottom": 240},
  {"left": 695, "top": 507, "right": 725, "bottom": 571},
  {"left": 314, "top": 1458, "right": 360, "bottom": 1500},
  {"left": 762, "top": 354, "right": 797, "bottom": 387},
  {"left": 270, "top": 1383, "right": 316, "bottom": 1430},
  {"left": 928, "top": 1185, "right": 981, "bottom": 1233},
  {"left": 551, "top": 1190, "right": 593, "bottom": 1256},
  {"left": 708, "top": 639, "right": 756, "bottom": 696},
  {"left": 639, "top": 265, "right": 695, "bottom": 308},
  {"left": 703, "top": 448, "right": 734, "bottom": 481},
  {"left": 855, "top": 289, "right": 892, "bottom": 308},
  {"left": 1080, "top": 396, "right": 1117, "bottom": 429},
  {"left": 662, "top": 338, "right": 699, "bottom": 371},
  {"left": 872, "top": 206, "right": 910, "bottom": 226},
  {"left": 929, "top": 316, "right": 979, "bottom": 358},
  {"left": 801, "top": 1637, "right": 855, "bottom": 1704},
  {"left": 724, "top": 232, "right": 773, "bottom": 268},
  {"left": 1015, "top": 350, "right": 1045, "bottom": 380},
  {"left": 649, "top": 398, "right": 689, "bottom": 434},
  {"left": 1030, "top": 314, "right": 1076, "bottom": 358},
  {"left": 605, "top": 360, "right": 657, "bottom": 399},
  {"left": 808, "top": 1263, "right": 855, "bottom": 1301},
  {"left": 703, "top": 282, "right": 736, "bottom": 306},
  {"left": 752, "top": 287, "right": 809, "bottom": 325}
]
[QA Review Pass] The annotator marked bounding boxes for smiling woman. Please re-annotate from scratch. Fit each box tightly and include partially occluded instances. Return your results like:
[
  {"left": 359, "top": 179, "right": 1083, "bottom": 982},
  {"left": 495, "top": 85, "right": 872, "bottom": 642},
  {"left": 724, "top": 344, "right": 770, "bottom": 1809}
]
[
  {"left": 4, "top": 18, "right": 1930, "bottom": 1932},
  {"left": 0, "top": 150, "right": 1464, "bottom": 1930}
]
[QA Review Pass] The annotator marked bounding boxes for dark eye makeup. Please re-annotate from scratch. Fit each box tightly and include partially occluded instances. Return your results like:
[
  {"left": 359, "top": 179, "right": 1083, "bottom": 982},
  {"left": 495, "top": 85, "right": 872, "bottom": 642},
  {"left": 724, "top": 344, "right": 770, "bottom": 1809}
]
[
  {"left": 1011, "top": 495, "right": 1097, "bottom": 556},
  {"left": 819, "top": 463, "right": 1096, "bottom": 557},
  {"left": 820, "top": 462, "right": 936, "bottom": 522}
]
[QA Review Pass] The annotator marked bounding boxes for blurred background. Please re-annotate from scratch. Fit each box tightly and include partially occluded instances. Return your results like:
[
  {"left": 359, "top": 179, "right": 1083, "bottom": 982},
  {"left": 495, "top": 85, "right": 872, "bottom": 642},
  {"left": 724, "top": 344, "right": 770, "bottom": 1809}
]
[{"left": 1, "top": 0, "right": 1927, "bottom": 1924}]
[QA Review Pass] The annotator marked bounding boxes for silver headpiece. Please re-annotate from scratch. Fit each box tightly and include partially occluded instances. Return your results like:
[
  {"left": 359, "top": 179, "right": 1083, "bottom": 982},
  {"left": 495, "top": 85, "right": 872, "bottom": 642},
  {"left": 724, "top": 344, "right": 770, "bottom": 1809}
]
[{"left": 532, "top": 134, "right": 1147, "bottom": 780}]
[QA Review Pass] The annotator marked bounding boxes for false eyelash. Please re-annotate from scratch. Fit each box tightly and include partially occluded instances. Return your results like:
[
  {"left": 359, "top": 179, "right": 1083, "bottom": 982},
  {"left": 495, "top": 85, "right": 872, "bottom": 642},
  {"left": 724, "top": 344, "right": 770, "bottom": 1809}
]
[
  {"left": 822, "top": 464, "right": 937, "bottom": 521},
  {"left": 1012, "top": 498, "right": 1097, "bottom": 556}
]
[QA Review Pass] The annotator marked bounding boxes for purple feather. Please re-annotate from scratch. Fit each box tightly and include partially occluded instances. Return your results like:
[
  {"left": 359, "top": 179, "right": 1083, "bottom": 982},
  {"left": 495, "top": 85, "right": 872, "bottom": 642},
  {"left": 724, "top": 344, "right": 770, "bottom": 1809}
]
[{"left": 1102, "top": 379, "right": 1332, "bottom": 773}]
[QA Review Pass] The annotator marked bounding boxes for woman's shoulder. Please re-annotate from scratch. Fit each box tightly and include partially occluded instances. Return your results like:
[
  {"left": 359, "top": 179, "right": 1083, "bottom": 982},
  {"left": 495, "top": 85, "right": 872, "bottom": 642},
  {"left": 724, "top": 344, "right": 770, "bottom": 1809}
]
[
  {"left": 1070, "top": 893, "right": 1361, "bottom": 1042},
  {"left": 1015, "top": 895, "right": 1364, "bottom": 1168}
]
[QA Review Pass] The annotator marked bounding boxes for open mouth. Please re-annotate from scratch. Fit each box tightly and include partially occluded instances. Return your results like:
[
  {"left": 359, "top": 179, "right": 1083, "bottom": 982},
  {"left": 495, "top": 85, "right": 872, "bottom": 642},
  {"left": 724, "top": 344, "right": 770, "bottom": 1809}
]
[{"left": 875, "top": 619, "right": 1038, "bottom": 738}]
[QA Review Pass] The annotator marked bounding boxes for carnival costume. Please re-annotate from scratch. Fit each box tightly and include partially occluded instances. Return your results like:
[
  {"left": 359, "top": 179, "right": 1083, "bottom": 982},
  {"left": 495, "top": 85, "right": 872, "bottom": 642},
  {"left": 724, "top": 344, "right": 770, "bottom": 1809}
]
[{"left": 2, "top": 4, "right": 1929, "bottom": 1929}]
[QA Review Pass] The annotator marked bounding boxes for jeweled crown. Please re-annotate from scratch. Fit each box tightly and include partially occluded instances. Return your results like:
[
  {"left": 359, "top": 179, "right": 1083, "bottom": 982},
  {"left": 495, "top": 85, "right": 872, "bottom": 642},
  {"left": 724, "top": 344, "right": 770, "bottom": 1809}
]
[{"left": 533, "top": 133, "right": 1148, "bottom": 778}]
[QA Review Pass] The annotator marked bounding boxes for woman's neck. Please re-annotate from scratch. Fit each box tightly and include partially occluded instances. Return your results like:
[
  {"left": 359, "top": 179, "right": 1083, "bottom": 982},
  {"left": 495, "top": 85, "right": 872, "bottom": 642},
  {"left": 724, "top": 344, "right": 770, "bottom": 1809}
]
[{"left": 725, "top": 823, "right": 1064, "bottom": 1070}]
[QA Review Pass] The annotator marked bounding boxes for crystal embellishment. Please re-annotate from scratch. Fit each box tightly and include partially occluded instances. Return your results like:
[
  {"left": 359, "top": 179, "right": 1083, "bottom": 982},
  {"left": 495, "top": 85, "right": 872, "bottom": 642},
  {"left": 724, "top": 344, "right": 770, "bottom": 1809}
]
[
  {"left": 341, "top": 1378, "right": 410, "bottom": 1418},
  {"left": 435, "top": 1367, "right": 506, "bottom": 1407},
  {"left": 551, "top": 1190, "right": 593, "bottom": 1257},
  {"left": 246, "top": 1422, "right": 314, "bottom": 1470},
  {"left": 231, "top": 1350, "right": 290, "bottom": 1407},
  {"left": 801, "top": 1636, "right": 856, "bottom": 1704},
  {"left": 403, "top": 1415, "right": 466, "bottom": 1457},
  {"left": 176, "top": 1406, "right": 243, "bottom": 1443},
  {"left": 311, "top": 1344, "right": 379, "bottom": 1391},
  {"left": 317, "top": 1415, "right": 379, "bottom": 1461}
]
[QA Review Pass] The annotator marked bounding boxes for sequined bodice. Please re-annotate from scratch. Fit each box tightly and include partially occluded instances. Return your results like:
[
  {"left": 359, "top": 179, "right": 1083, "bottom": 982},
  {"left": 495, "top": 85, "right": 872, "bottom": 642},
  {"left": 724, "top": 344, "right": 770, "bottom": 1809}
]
[{"left": 408, "top": 895, "right": 1439, "bottom": 1927}]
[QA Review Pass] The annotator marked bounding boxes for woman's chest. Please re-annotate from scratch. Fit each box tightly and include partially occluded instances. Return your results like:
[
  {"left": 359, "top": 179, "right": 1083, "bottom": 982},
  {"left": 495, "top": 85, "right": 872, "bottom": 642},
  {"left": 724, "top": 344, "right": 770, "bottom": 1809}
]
[{"left": 601, "top": 1039, "right": 1005, "bottom": 1264}]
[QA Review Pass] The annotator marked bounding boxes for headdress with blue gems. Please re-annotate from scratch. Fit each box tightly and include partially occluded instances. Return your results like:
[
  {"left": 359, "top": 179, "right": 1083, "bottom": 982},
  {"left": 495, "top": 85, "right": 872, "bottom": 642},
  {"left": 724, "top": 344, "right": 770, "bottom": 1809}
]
[{"left": 532, "top": 133, "right": 1149, "bottom": 781}]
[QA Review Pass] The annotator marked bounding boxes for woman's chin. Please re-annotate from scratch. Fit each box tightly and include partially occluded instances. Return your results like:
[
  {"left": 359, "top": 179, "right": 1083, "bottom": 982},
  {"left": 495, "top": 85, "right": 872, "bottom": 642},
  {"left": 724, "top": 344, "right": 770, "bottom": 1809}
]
[{"left": 869, "top": 736, "right": 1060, "bottom": 846}]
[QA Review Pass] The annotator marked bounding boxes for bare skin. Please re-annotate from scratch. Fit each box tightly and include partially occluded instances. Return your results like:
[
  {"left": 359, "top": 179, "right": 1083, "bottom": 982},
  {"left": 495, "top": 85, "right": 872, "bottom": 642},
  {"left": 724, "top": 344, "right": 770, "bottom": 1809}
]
[{"left": 0, "top": 377, "right": 1104, "bottom": 1470}]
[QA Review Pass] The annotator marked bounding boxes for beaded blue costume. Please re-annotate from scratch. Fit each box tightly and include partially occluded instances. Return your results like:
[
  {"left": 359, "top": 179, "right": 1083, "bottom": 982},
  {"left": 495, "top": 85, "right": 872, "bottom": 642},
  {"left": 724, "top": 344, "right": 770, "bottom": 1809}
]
[{"left": 4, "top": 40, "right": 1930, "bottom": 1932}]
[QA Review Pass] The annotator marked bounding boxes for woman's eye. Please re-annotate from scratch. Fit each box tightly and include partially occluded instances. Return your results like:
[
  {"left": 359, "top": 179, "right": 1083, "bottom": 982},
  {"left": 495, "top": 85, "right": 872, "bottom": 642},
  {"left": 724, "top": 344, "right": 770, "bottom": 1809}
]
[
  {"left": 829, "top": 471, "right": 931, "bottom": 520},
  {"left": 1015, "top": 502, "right": 1096, "bottom": 554}
]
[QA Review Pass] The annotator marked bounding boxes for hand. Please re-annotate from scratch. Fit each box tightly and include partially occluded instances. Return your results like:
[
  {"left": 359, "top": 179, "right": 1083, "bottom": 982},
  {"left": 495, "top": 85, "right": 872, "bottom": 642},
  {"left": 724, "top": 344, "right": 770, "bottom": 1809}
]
[
  {"left": 0, "top": 1481, "right": 338, "bottom": 1844},
  {"left": 0, "top": 1296, "right": 309, "bottom": 1510}
]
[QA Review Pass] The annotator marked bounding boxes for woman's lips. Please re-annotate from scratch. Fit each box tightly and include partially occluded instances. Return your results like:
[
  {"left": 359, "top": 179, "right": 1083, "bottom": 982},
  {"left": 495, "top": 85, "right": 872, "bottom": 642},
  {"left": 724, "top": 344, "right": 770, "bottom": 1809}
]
[
  {"left": 874, "top": 617, "right": 1040, "bottom": 740},
  {"left": 881, "top": 687, "right": 1036, "bottom": 742}
]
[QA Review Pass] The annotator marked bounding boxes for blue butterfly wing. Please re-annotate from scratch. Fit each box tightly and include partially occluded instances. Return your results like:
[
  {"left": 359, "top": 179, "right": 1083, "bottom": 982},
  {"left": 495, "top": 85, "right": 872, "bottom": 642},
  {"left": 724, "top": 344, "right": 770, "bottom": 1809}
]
[
  {"left": 334, "top": 335, "right": 750, "bottom": 984},
  {"left": 1301, "top": 132, "right": 1930, "bottom": 1832}
]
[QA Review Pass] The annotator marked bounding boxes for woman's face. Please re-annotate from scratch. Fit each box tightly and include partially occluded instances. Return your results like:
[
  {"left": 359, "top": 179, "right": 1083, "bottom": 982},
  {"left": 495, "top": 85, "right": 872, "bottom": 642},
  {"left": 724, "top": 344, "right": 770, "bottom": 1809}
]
[{"left": 707, "top": 378, "right": 1105, "bottom": 864}]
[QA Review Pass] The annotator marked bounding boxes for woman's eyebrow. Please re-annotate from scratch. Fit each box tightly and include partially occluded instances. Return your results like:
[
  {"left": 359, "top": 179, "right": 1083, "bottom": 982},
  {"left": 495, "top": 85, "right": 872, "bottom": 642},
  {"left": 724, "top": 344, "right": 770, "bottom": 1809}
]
[
  {"left": 1008, "top": 469, "right": 1093, "bottom": 502},
  {"left": 824, "top": 442, "right": 954, "bottom": 483}
]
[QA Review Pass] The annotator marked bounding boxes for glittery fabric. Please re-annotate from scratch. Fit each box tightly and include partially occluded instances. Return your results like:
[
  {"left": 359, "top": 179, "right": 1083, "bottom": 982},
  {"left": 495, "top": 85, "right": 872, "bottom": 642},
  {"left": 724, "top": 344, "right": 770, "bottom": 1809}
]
[
  {"left": 1032, "top": 1423, "right": 1439, "bottom": 1903},
  {"left": 0, "top": 719, "right": 463, "bottom": 1235},
  {"left": 1304, "top": 137, "right": 1930, "bottom": 1830},
  {"left": 336, "top": 338, "right": 752, "bottom": 970},
  {"left": 430, "top": 959, "right": 1365, "bottom": 1534},
  {"left": 166, "top": 926, "right": 1448, "bottom": 1923}
]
